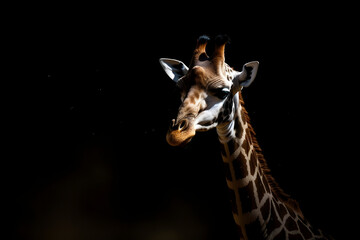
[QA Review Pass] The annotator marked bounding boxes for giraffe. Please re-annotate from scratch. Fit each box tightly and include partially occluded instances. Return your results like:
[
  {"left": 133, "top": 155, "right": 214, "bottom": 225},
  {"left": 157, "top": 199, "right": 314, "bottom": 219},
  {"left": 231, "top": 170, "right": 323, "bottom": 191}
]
[{"left": 159, "top": 35, "right": 332, "bottom": 240}]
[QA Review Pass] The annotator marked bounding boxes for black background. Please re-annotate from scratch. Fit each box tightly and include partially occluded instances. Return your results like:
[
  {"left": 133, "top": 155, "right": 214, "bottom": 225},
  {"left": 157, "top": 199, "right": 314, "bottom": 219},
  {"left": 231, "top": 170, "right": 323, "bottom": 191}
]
[{"left": 11, "top": 2, "right": 359, "bottom": 240}]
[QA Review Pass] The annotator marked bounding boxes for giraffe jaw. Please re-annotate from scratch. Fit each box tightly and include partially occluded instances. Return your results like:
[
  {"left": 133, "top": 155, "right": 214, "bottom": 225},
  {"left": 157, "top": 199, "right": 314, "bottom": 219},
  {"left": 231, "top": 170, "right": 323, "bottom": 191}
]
[{"left": 195, "top": 122, "right": 218, "bottom": 132}]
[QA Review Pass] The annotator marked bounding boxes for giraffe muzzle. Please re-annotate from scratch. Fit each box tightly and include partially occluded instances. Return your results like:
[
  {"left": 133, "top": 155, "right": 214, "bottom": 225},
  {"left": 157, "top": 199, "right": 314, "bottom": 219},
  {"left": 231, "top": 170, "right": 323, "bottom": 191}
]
[{"left": 167, "top": 118, "right": 196, "bottom": 146}]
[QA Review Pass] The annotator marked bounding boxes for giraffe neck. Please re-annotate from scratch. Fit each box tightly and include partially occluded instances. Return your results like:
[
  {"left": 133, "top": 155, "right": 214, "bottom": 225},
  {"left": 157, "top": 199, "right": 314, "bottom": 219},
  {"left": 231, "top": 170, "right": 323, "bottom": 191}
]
[{"left": 216, "top": 93, "right": 328, "bottom": 240}]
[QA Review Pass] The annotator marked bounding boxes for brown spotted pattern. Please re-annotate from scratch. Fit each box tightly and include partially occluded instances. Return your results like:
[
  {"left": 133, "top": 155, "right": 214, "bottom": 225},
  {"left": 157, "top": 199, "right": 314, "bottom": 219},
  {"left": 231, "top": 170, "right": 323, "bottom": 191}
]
[
  {"left": 219, "top": 93, "right": 331, "bottom": 239},
  {"left": 164, "top": 35, "right": 332, "bottom": 239}
]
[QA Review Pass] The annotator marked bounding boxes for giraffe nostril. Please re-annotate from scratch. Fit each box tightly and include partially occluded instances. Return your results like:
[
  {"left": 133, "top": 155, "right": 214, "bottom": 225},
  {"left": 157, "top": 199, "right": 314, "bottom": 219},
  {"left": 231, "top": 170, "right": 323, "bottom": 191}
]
[{"left": 177, "top": 119, "right": 189, "bottom": 131}]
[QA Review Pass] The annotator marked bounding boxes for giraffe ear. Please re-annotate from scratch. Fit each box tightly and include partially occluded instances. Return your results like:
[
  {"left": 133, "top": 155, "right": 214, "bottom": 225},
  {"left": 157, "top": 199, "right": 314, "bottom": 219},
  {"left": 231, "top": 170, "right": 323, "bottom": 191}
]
[
  {"left": 233, "top": 61, "right": 259, "bottom": 89},
  {"left": 159, "top": 58, "right": 189, "bottom": 82}
]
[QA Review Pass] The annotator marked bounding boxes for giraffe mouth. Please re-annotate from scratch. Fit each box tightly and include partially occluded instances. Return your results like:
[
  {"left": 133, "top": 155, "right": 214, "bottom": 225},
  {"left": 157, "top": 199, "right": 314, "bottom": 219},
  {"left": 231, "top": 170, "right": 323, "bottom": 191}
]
[
  {"left": 166, "top": 129, "right": 196, "bottom": 147},
  {"left": 166, "top": 118, "right": 196, "bottom": 146},
  {"left": 166, "top": 127, "right": 196, "bottom": 146}
]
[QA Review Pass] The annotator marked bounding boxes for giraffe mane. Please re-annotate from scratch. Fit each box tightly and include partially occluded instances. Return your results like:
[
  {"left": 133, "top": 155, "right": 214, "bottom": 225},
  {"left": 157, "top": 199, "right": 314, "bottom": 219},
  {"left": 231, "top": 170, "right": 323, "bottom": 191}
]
[{"left": 238, "top": 93, "right": 304, "bottom": 218}]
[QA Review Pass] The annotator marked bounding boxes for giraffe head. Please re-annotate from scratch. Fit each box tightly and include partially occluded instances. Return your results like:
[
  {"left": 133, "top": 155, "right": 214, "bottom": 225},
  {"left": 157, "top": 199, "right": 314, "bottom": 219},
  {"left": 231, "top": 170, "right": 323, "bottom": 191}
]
[{"left": 160, "top": 35, "right": 259, "bottom": 146}]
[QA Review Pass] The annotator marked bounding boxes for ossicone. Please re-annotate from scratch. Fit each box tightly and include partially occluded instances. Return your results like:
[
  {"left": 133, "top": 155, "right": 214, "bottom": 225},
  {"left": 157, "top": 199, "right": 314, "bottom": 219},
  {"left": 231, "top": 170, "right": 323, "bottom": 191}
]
[
  {"left": 214, "top": 34, "right": 231, "bottom": 46},
  {"left": 191, "top": 35, "right": 210, "bottom": 65}
]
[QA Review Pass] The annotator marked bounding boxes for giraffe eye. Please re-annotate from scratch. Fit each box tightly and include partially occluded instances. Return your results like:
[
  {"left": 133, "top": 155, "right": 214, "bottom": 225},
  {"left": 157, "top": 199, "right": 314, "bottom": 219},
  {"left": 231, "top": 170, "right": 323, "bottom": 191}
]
[{"left": 214, "top": 88, "right": 230, "bottom": 100}]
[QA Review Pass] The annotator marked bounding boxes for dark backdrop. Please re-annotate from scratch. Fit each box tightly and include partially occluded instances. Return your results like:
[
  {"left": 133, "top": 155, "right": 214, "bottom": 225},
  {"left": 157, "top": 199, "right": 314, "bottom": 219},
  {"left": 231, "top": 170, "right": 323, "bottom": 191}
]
[{"left": 12, "top": 3, "right": 358, "bottom": 240}]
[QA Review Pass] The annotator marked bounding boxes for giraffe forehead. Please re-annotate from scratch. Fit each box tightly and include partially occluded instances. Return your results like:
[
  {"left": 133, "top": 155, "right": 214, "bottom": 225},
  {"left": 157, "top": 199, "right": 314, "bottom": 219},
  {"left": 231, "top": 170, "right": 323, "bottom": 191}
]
[{"left": 190, "top": 64, "right": 231, "bottom": 89}]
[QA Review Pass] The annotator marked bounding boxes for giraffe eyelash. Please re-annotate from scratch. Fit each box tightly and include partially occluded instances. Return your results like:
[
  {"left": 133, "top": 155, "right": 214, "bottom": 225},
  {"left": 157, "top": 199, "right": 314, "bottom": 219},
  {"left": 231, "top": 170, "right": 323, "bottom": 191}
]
[{"left": 211, "top": 87, "right": 231, "bottom": 100}]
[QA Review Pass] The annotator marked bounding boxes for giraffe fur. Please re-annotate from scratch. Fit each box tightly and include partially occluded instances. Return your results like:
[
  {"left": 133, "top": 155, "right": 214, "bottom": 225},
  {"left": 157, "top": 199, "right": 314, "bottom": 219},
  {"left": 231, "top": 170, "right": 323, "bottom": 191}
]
[{"left": 159, "top": 35, "right": 333, "bottom": 240}]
